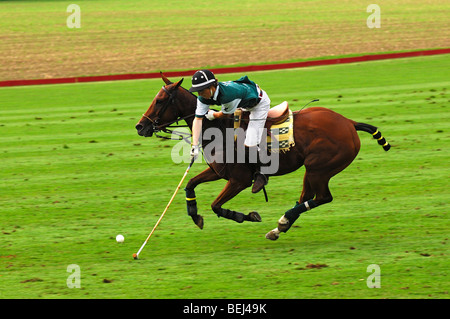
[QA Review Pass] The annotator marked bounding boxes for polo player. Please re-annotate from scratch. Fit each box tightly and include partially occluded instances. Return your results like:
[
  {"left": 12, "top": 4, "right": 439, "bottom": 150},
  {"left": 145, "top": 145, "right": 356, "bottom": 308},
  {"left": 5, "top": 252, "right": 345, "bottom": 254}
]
[{"left": 188, "top": 69, "right": 271, "bottom": 193}]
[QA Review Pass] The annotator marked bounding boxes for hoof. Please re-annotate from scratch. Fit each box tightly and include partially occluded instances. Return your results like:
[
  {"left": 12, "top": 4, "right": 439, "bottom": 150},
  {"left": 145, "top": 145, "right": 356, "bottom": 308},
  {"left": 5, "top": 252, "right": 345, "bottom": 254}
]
[
  {"left": 277, "top": 215, "right": 290, "bottom": 233},
  {"left": 247, "top": 211, "right": 262, "bottom": 222},
  {"left": 265, "top": 228, "right": 280, "bottom": 241},
  {"left": 191, "top": 215, "right": 204, "bottom": 230}
]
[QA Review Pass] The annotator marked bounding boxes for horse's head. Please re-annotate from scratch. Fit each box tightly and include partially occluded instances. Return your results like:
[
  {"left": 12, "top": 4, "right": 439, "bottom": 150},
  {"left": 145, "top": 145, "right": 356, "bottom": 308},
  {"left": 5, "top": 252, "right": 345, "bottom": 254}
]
[{"left": 135, "top": 73, "right": 184, "bottom": 137}]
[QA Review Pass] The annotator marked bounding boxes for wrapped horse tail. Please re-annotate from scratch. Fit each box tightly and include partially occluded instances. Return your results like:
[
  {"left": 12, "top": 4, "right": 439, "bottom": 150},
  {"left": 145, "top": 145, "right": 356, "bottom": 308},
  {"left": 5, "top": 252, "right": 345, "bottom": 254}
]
[{"left": 354, "top": 122, "right": 391, "bottom": 151}]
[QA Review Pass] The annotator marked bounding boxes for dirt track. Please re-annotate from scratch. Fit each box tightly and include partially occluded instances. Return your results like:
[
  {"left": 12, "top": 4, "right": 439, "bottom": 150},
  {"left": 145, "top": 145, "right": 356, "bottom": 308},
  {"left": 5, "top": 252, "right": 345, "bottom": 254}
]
[{"left": 1, "top": 1, "right": 448, "bottom": 81}]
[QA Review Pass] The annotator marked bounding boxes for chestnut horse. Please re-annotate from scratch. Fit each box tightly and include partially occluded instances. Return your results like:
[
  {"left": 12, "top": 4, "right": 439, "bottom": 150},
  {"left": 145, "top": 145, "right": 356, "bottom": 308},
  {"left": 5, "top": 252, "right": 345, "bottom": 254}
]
[{"left": 135, "top": 73, "right": 391, "bottom": 240}]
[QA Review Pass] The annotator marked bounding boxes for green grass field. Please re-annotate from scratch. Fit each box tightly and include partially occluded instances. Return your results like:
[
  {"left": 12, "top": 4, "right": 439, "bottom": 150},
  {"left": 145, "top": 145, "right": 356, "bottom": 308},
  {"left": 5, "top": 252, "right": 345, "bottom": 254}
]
[{"left": 0, "top": 54, "right": 449, "bottom": 299}]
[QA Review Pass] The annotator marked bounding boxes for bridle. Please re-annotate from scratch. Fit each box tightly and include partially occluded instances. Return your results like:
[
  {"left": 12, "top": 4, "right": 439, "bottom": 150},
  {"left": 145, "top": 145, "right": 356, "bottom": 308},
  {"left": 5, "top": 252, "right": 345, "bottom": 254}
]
[
  {"left": 142, "top": 86, "right": 175, "bottom": 127},
  {"left": 142, "top": 85, "right": 194, "bottom": 143}
]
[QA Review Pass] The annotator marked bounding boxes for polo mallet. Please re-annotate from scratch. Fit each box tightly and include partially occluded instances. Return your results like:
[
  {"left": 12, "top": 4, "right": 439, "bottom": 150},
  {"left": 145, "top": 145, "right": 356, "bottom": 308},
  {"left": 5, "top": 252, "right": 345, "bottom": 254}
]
[{"left": 133, "top": 157, "right": 195, "bottom": 260}]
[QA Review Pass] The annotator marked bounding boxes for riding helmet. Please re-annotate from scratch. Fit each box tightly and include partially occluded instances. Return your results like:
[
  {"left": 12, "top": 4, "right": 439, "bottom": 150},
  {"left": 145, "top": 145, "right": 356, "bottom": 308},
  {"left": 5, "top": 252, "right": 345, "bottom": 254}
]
[{"left": 189, "top": 69, "right": 217, "bottom": 92}]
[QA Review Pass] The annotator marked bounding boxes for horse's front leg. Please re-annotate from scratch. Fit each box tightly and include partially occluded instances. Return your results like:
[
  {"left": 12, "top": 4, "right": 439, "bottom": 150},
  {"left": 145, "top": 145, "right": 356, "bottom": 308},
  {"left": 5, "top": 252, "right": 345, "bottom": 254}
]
[
  {"left": 185, "top": 166, "right": 221, "bottom": 229},
  {"left": 211, "top": 179, "right": 262, "bottom": 223}
]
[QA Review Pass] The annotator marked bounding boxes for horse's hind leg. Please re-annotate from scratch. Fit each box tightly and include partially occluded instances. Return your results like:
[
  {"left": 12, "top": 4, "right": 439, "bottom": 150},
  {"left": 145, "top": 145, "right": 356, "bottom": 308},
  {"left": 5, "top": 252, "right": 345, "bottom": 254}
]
[
  {"left": 277, "top": 172, "right": 316, "bottom": 229},
  {"left": 266, "top": 172, "right": 333, "bottom": 240},
  {"left": 185, "top": 167, "right": 221, "bottom": 229},
  {"left": 211, "top": 179, "right": 262, "bottom": 223},
  {"left": 299, "top": 173, "right": 316, "bottom": 204}
]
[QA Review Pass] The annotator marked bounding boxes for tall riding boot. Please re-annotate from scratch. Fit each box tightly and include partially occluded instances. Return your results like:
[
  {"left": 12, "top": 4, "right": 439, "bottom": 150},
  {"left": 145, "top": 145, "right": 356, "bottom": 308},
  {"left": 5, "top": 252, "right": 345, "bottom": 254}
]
[{"left": 245, "top": 146, "right": 268, "bottom": 193}]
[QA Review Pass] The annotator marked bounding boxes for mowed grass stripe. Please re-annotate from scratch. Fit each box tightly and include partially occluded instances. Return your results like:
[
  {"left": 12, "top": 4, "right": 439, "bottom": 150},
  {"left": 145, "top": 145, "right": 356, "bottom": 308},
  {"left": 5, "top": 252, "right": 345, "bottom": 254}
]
[{"left": 268, "top": 81, "right": 450, "bottom": 100}]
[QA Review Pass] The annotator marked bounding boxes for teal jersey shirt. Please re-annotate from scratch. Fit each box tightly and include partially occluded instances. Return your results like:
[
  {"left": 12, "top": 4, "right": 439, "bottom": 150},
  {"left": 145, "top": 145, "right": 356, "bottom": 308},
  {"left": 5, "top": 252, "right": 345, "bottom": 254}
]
[{"left": 195, "top": 76, "right": 260, "bottom": 117}]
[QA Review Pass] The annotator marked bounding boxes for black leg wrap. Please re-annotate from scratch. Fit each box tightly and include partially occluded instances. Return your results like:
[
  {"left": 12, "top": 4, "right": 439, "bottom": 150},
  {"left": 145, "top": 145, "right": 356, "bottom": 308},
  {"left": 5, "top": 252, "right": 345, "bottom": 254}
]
[
  {"left": 184, "top": 188, "right": 198, "bottom": 217},
  {"left": 215, "top": 208, "right": 245, "bottom": 223},
  {"left": 284, "top": 200, "right": 318, "bottom": 229}
]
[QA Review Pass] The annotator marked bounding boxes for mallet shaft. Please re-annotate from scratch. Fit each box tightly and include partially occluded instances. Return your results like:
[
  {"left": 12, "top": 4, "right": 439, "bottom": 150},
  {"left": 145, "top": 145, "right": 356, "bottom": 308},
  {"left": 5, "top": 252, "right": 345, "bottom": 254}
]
[{"left": 134, "top": 158, "right": 195, "bottom": 259}]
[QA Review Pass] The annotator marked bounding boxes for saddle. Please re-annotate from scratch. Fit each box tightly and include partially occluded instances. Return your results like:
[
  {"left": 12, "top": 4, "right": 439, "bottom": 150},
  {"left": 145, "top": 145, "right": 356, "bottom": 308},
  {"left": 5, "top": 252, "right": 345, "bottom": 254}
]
[{"left": 265, "top": 101, "right": 290, "bottom": 128}]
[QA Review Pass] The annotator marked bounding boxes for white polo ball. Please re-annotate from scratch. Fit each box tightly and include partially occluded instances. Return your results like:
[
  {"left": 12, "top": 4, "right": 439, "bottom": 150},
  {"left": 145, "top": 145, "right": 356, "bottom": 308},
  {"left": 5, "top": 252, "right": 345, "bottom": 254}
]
[{"left": 116, "top": 234, "right": 124, "bottom": 243}]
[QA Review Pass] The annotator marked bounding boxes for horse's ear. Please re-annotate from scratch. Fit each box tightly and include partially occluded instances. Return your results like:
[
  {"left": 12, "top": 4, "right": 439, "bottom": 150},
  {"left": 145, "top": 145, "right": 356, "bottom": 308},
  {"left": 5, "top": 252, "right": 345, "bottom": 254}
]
[
  {"left": 174, "top": 78, "right": 184, "bottom": 88},
  {"left": 160, "top": 71, "right": 172, "bottom": 85}
]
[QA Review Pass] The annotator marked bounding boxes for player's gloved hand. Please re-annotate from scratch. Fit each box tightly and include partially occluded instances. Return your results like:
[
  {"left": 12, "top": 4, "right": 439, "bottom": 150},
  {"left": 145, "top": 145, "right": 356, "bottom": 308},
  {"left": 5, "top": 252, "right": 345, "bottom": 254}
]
[
  {"left": 205, "top": 110, "right": 215, "bottom": 121},
  {"left": 190, "top": 144, "right": 199, "bottom": 160}
]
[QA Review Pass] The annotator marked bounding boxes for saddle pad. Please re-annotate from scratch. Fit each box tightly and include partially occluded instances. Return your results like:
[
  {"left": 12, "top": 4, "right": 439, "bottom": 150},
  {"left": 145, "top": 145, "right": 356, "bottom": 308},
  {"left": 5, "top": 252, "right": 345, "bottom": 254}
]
[{"left": 266, "top": 110, "right": 295, "bottom": 153}]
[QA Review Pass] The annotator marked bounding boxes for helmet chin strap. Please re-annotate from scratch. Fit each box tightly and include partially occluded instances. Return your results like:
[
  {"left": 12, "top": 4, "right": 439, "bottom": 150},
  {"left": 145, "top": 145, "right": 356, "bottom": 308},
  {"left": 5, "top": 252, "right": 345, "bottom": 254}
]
[{"left": 210, "top": 84, "right": 217, "bottom": 99}]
